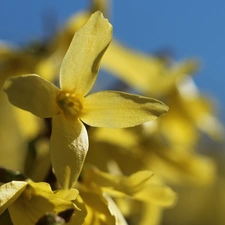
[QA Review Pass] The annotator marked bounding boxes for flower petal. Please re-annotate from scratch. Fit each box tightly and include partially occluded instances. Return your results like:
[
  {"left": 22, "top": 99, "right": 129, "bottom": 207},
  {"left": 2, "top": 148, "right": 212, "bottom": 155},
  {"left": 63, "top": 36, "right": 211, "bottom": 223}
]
[
  {"left": 54, "top": 189, "right": 79, "bottom": 202},
  {"left": 81, "top": 91, "right": 169, "bottom": 128},
  {"left": 101, "top": 41, "right": 162, "bottom": 93},
  {"left": 50, "top": 113, "right": 88, "bottom": 189},
  {"left": 59, "top": 11, "right": 112, "bottom": 96},
  {"left": 133, "top": 185, "right": 177, "bottom": 207},
  {"left": 3, "top": 74, "right": 60, "bottom": 118},
  {"left": 0, "top": 181, "right": 27, "bottom": 215},
  {"left": 82, "top": 167, "right": 177, "bottom": 207},
  {"left": 102, "top": 41, "right": 198, "bottom": 97},
  {"left": 69, "top": 195, "right": 87, "bottom": 225},
  {"left": 8, "top": 181, "right": 76, "bottom": 225},
  {"left": 79, "top": 189, "right": 116, "bottom": 225}
]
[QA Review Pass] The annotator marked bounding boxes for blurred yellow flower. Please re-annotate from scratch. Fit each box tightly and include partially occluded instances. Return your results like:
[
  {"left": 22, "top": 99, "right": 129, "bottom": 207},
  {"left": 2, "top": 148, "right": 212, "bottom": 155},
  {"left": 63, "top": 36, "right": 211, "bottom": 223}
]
[
  {"left": 0, "top": 40, "right": 55, "bottom": 87},
  {"left": 87, "top": 126, "right": 216, "bottom": 186},
  {"left": 4, "top": 11, "right": 168, "bottom": 189},
  {"left": 102, "top": 41, "right": 198, "bottom": 97},
  {"left": 0, "top": 42, "right": 46, "bottom": 172},
  {"left": 79, "top": 166, "right": 176, "bottom": 225},
  {"left": 81, "top": 166, "right": 176, "bottom": 207},
  {"left": 159, "top": 76, "right": 225, "bottom": 147},
  {"left": 0, "top": 91, "right": 43, "bottom": 172}
]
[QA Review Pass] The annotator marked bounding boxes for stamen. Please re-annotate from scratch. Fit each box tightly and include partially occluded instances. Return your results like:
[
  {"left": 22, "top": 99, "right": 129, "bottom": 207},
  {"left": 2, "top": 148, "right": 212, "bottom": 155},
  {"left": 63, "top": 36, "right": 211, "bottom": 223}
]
[{"left": 57, "top": 91, "right": 83, "bottom": 120}]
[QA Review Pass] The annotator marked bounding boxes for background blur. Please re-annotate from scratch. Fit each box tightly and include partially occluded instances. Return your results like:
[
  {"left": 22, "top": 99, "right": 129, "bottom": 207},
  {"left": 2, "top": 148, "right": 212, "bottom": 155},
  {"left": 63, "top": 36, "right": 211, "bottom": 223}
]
[{"left": 0, "top": 0, "right": 224, "bottom": 121}]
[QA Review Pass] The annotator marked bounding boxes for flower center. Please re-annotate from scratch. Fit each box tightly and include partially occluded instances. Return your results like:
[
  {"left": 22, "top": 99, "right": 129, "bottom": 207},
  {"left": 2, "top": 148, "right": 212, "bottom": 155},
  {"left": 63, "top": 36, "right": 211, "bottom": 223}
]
[{"left": 57, "top": 91, "right": 83, "bottom": 120}]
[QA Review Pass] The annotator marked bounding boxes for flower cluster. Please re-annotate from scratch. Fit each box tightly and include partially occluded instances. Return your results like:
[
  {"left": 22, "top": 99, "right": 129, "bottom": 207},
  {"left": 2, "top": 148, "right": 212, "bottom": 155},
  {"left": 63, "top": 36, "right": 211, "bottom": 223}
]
[{"left": 0, "top": 1, "right": 224, "bottom": 225}]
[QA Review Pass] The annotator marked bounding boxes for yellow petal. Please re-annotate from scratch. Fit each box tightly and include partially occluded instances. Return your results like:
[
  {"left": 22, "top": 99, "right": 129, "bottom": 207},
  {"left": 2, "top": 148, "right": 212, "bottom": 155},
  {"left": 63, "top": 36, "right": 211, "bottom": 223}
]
[
  {"left": 81, "top": 91, "right": 169, "bottom": 128},
  {"left": 160, "top": 99, "right": 199, "bottom": 147},
  {"left": 50, "top": 113, "right": 89, "bottom": 189},
  {"left": 3, "top": 74, "right": 60, "bottom": 118},
  {"left": 101, "top": 41, "right": 162, "bottom": 93},
  {"left": 68, "top": 195, "right": 87, "bottom": 225},
  {"left": 83, "top": 168, "right": 152, "bottom": 197},
  {"left": 133, "top": 185, "right": 177, "bottom": 207},
  {"left": 54, "top": 188, "right": 79, "bottom": 201},
  {"left": 138, "top": 204, "right": 163, "bottom": 225},
  {"left": 80, "top": 190, "right": 116, "bottom": 225},
  {"left": 27, "top": 181, "right": 77, "bottom": 212},
  {"left": 102, "top": 41, "right": 198, "bottom": 96},
  {"left": 103, "top": 194, "right": 128, "bottom": 225},
  {"left": 0, "top": 93, "right": 28, "bottom": 171},
  {"left": 13, "top": 107, "right": 43, "bottom": 140},
  {"left": 60, "top": 11, "right": 112, "bottom": 96},
  {"left": 120, "top": 170, "right": 154, "bottom": 191},
  {"left": 82, "top": 167, "right": 176, "bottom": 207},
  {"left": 8, "top": 181, "right": 75, "bottom": 225},
  {"left": 177, "top": 77, "right": 225, "bottom": 140},
  {"left": 36, "top": 57, "right": 57, "bottom": 82},
  {"left": 0, "top": 181, "right": 27, "bottom": 215}
]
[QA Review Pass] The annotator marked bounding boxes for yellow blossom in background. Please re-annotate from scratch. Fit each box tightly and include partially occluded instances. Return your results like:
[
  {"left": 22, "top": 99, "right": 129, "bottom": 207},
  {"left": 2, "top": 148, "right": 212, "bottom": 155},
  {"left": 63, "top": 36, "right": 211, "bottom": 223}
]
[
  {"left": 4, "top": 11, "right": 168, "bottom": 189},
  {"left": 86, "top": 125, "right": 216, "bottom": 186},
  {"left": 102, "top": 41, "right": 198, "bottom": 97},
  {"left": 85, "top": 124, "right": 218, "bottom": 225},
  {"left": 0, "top": 42, "right": 46, "bottom": 172},
  {"left": 0, "top": 92, "right": 28, "bottom": 171},
  {"left": 150, "top": 75, "right": 225, "bottom": 168},
  {"left": 162, "top": 174, "right": 225, "bottom": 225},
  {"left": 160, "top": 76, "right": 225, "bottom": 143},
  {"left": 0, "top": 38, "right": 56, "bottom": 86},
  {"left": 79, "top": 166, "right": 176, "bottom": 225},
  {"left": 81, "top": 166, "right": 176, "bottom": 207},
  {"left": 0, "top": 90, "right": 43, "bottom": 172}
]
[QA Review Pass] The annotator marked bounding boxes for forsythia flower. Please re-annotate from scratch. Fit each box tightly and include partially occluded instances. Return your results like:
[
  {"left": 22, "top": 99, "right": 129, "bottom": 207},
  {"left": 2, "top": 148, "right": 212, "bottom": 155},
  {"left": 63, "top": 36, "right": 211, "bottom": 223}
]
[
  {"left": 81, "top": 166, "right": 176, "bottom": 207},
  {"left": 159, "top": 76, "right": 225, "bottom": 144},
  {"left": 0, "top": 40, "right": 55, "bottom": 87},
  {"left": 79, "top": 189, "right": 127, "bottom": 225},
  {"left": 57, "top": 11, "right": 198, "bottom": 98},
  {"left": 3, "top": 11, "right": 168, "bottom": 189},
  {"left": 79, "top": 166, "right": 176, "bottom": 225},
  {"left": 0, "top": 180, "right": 80, "bottom": 225}
]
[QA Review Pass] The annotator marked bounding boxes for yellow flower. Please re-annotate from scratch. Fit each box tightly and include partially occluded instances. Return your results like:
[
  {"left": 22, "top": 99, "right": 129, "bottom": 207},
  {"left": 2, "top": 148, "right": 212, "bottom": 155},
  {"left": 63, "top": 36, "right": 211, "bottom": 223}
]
[
  {"left": 79, "top": 166, "right": 176, "bottom": 225},
  {"left": 0, "top": 40, "right": 55, "bottom": 88},
  {"left": 102, "top": 41, "right": 198, "bottom": 97},
  {"left": 3, "top": 11, "right": 168, "bottom": 189},
  {"left": 0, "top": 43, "right": 45, "bottom": 173},
  {"left": 81, "top": 166, "right": 176, "bottom": 207},
  {"left": 0, "top": 91, "right": 43, "bottom": 172},
  {"left": 0, "top": 180, "right": 80, "bottom": 225},
  {"left": 57, "top": 10, "right": 198, "bottom": 98},
  {"left": 79, "top": 189, "right": 127, "bottom": 225},
  {"left": 86, "top": 126, "right": 216, "bottom": 185}
]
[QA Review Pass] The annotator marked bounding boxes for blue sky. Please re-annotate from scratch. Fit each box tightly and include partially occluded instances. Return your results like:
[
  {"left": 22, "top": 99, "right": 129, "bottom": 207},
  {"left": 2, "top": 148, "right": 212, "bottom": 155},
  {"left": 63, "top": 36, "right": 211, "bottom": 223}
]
[{"left": 1, "top": 0, "right": 225, "bottom": 120}]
